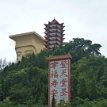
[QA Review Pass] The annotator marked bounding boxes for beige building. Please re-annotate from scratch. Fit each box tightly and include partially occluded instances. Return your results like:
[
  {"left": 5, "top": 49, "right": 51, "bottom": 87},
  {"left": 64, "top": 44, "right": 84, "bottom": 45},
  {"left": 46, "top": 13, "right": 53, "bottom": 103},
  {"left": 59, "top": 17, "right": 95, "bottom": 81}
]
[{"left": 9, "top": 31, "right": 45, "bottom": 61}]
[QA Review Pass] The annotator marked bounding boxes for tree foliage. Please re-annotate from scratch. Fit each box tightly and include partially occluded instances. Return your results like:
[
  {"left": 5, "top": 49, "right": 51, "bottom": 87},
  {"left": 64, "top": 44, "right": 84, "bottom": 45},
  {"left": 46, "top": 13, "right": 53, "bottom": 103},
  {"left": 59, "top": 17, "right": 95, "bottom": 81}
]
[
  {"left": 0, "top": 58, "right": 7, "bottom": 70},
  {"left": 0, "top": 38, "right": 106, "bottom": 107}
]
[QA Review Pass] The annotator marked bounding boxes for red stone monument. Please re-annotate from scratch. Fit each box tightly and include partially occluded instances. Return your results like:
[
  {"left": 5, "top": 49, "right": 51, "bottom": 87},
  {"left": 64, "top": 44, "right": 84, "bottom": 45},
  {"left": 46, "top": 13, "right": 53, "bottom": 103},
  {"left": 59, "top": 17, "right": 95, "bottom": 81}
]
[{"left": 48, "top": 54, "right": 72, "bottom": 107}]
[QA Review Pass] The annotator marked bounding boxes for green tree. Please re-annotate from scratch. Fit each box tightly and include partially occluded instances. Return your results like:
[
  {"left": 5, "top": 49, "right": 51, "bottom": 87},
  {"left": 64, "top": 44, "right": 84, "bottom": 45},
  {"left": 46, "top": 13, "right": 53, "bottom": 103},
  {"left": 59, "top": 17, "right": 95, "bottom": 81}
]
[
  {"left": 64, "top": 38, "right": 101, "bottom": 62},
  {"left": 52, "top": 94, "right": 56, "bottom": 107},
  {"left": 0, "top": 58, "right": 7, "bottom": 70},
  {"left": 0, "top": 38, "right": 106, "bottom": 107}
]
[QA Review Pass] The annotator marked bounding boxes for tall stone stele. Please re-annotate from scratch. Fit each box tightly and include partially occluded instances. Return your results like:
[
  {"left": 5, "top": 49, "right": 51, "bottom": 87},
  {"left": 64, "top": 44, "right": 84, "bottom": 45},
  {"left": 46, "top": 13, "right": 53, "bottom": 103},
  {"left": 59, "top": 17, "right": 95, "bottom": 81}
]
[
  {"left": 9, "top": 31, "right": 45, "bottom": 61},
  {"left": 47, "top": 54, "right": 72, "bottom": 107},
  {"left": 44, "top": 19, "right": 65, "bottom": 49}
]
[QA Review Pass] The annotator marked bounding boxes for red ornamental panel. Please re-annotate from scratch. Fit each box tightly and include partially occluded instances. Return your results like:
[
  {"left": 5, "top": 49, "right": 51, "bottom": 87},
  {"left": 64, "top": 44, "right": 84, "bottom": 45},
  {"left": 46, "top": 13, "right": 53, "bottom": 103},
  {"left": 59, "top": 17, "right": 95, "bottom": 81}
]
[{"left": 48, "top": 54, "right": 71, "bottom": 106}]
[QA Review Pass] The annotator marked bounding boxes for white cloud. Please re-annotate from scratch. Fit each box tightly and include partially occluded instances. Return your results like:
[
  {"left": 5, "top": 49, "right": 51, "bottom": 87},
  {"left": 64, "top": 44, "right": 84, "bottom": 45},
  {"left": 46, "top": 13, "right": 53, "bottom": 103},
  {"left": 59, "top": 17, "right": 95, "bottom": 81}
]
[{"left": 0, "top": 0, "right": 107, "bottom": 62}]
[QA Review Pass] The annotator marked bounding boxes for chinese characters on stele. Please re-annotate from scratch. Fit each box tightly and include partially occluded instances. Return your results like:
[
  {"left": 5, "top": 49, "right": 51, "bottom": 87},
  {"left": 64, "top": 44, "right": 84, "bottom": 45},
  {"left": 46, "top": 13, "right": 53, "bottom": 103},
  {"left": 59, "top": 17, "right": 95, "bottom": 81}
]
[{"left": 48, "top": 54, "right": 71, "bottom": 106}]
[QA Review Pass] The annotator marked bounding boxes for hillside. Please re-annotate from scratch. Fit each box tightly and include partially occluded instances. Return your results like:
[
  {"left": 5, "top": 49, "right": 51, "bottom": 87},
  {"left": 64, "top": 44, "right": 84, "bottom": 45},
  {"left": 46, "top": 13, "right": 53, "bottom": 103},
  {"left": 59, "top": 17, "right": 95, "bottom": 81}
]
[{"left": 0, "top": 38, "right": 107, "bottom": 107}]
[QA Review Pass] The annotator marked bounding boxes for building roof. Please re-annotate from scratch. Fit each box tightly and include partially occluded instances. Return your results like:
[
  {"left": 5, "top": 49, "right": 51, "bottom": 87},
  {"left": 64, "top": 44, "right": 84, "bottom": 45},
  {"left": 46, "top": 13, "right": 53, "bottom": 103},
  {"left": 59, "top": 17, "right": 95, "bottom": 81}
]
[
  {"left": 47, "top": 53, "right": 72, "bottom": 61},
  {"left": 51, "top": 19, "right": 59, "bottom": 24},
  {"left": 9, "top": 31, "right": 45, "bottom": 41}
]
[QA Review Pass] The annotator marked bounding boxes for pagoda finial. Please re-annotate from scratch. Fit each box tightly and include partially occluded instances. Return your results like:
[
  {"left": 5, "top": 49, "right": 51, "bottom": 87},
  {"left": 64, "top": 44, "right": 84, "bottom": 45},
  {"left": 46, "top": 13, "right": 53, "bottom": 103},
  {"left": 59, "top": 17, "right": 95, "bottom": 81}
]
[{"left": 54, "top": 17, "right": 55, "bottom": 20}]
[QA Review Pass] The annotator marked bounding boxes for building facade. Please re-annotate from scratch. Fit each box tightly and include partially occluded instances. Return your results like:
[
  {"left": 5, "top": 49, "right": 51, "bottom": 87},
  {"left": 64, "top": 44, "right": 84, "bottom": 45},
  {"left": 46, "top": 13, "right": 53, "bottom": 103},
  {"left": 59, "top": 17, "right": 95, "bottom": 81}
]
[
  {"left": 9, "top": 31, "right": 45, "bottom": 61},
  {"left": 44, "top": 19, "right": 65, "bottom": 49}
]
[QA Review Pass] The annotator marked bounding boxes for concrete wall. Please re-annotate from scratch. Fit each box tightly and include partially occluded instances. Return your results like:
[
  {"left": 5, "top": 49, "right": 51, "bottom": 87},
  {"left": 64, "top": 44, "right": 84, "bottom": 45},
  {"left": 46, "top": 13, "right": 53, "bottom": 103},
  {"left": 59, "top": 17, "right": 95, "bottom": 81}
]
[{"left": 10, "top": 32, "right": 45, "bottom": 61}]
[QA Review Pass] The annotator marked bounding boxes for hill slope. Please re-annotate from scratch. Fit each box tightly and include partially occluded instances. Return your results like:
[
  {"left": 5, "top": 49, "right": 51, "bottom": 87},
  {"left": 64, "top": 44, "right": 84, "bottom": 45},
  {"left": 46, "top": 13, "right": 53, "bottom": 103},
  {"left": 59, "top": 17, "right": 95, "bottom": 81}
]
[{"left": 0, "top": 38, "right": 107, "bottom": 107}]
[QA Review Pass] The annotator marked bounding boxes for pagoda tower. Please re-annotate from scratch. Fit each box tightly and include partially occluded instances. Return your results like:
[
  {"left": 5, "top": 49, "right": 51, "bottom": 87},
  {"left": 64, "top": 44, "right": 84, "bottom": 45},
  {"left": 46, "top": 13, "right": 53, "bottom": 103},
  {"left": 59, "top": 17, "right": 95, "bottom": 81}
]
[{"left": 44, "top": 19, "right": 65, "bottom": 49}]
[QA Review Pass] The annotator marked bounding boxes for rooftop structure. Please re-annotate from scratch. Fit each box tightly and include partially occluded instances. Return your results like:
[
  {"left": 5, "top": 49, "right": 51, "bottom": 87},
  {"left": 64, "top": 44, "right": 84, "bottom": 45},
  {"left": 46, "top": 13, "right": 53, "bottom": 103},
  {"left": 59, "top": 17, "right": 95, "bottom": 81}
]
[{"left": 9, "top": 31, "right": 45, "bottom": 61}]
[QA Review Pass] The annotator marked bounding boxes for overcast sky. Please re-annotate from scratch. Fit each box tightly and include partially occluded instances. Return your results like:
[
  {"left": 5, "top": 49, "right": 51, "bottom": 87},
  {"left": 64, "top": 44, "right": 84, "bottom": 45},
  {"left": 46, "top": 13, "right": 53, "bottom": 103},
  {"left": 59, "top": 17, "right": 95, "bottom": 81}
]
[{"left": 0, "top": 0, "right": 107, "bottom": 62}]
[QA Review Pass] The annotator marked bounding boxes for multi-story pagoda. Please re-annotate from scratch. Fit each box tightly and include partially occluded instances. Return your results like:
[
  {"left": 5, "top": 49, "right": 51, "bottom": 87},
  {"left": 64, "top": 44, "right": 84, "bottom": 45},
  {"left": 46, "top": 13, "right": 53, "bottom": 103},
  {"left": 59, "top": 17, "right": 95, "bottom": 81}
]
[{"left": 44, "top": 19, "right": 65, "bottom": 49}]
